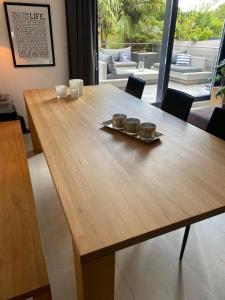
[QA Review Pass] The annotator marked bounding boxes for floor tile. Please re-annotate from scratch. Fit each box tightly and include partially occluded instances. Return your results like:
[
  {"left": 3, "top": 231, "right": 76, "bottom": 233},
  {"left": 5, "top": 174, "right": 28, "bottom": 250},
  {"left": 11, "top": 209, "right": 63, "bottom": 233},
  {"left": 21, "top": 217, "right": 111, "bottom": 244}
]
[
  {"left": 34, "top": 186, "right": 66, "bottom": 237},
  {"left": 42, "top": 219, "right": 74, "bottom": 273},
  {"left": 28, "top": 153, "right": 55, "bottom": 193},
  {"left": 49, "top": 264, "right": 76, "bottom": 300},
  {"left": 211, "top": 213, "right": 225, "bottom": 233},
  {"left": 115, "top": 266, "right": 135, "bottom": 300},
  {"left": 117, "top": 238, "right": 217, "bottom": 300}
]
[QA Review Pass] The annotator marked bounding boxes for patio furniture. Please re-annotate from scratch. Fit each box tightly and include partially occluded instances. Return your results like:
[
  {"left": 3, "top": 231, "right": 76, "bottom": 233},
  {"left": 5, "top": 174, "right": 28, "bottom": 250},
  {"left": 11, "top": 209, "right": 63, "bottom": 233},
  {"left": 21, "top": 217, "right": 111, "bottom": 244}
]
[
  {"left": 99, "top": 47, "right": 158, "bottom": 88},
  {"left": 169, "top": 71, "right": 212, "bottom": 85},
  {"left": 206, "top": 107, "right": 225, "bottom": 140},
  {"left": 99, "top": 47, "right": 137, "bottom": 70},
  {"left": 161, "top": 88, "right": 195, "bottom": 121},
  {"left": 99, "top": 61, "right": 158, "bottom": 87},
  {"left": 125, "top": 76, "right": 146, "bottom": 99},
  {"left": 153, "top": 56, "right": 211, "bottom": 84}
]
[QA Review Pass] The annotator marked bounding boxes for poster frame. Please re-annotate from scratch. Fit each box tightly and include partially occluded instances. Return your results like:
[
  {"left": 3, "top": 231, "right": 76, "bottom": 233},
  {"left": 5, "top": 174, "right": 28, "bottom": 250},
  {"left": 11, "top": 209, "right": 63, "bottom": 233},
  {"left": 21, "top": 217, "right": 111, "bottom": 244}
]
[{"left": 4, "top": 2, "right": 55, "bottom": 67}]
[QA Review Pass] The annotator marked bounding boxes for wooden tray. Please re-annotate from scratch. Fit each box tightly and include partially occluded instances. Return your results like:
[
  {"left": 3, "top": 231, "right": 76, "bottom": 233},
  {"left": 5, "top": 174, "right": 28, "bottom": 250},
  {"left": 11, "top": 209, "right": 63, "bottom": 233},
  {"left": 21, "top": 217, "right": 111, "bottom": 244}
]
[{"left": 100, "top": 120, "right": 163, "bottom": 144}]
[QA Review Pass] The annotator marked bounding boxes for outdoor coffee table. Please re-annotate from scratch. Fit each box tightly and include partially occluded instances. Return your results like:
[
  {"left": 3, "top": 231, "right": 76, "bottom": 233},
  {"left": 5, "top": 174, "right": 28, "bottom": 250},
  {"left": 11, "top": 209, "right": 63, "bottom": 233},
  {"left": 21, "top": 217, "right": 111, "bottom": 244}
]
[
  {"left": 100, "top": 68, "right": 158, "bottom": 88},
  {"left": 24, "top": 84, "right": 225, "bottom": 300},
  {"left": 131, "top": 68, "right": 158, "bottom": 82}
]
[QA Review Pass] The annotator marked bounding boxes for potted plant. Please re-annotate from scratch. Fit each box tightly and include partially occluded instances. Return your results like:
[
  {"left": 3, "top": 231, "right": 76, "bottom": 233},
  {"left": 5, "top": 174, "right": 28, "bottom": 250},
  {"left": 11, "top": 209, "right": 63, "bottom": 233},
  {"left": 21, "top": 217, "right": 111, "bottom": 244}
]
[{"left": 211, "top": 59, "right": 225, "bottom": 108}]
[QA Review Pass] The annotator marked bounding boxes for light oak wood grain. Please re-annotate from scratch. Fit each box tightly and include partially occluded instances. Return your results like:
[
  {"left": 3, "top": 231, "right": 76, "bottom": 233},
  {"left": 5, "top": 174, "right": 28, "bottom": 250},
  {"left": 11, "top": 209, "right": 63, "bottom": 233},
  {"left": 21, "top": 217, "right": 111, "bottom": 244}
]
[
  {"left": 0, "top": 121, "right": 51, "bottom": 300},
  {"left": 74, "top": 243, "right": 115, "bottom": 300},
  {"left": 24, "top": 85, "right": 225, "bottom": 261},
  {"left": 25, "top": 101, "right": 43, "bottom": 153},
  {"left": 24, "top": 85, "right": 225, "bottom": 299}
]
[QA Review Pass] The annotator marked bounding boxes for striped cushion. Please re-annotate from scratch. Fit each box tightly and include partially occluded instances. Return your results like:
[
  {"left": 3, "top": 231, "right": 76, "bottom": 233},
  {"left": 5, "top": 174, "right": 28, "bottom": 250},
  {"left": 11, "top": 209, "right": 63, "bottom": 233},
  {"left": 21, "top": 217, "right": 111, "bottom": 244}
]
[{"left": 176, "top": 54, "right": 191, "bottom": 66}]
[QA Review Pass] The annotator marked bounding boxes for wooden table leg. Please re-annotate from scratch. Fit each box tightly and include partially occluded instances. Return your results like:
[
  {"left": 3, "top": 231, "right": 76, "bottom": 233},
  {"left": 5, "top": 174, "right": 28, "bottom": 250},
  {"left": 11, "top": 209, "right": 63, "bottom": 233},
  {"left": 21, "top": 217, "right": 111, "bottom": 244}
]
[
  {"left": 33, "top": 286, "right": 52, "bottom": 299},
  {"left": 25, "top": 102, "right": 42, "bottom": 153},
  {"left": 74, "top": 244, "right": 115, "bottom": 300}
]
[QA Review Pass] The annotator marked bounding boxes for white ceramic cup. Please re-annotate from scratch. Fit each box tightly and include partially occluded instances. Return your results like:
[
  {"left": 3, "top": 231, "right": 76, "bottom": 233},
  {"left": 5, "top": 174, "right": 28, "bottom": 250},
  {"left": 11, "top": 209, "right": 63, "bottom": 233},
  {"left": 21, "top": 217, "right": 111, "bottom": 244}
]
[
  {"left": 55, "top": 85, "right": 67, "bottom": 99},
  {"left": 70, "top": 88, "right": 79, "bottom": 99},
  {"left": 69, "top": 79, "right": 84, "bottom": 96}
]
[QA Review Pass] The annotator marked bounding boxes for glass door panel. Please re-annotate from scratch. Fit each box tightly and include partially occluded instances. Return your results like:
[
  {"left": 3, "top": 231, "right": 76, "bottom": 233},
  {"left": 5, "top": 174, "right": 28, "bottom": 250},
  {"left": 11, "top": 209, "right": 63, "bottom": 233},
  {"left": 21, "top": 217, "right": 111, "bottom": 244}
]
[
  {"left": 168, "top": 0, "right": 225, "bottom": 100},
  {"left": 98, "top": 0, "right": 166, "bottom": 103}
]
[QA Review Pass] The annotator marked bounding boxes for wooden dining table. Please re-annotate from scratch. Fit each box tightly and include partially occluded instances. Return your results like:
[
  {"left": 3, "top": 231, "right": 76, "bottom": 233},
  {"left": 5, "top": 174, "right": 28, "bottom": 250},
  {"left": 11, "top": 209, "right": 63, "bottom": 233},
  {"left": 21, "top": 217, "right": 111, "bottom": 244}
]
[{"left": 24, "top": 84, "right": 225, "bottom": 300}]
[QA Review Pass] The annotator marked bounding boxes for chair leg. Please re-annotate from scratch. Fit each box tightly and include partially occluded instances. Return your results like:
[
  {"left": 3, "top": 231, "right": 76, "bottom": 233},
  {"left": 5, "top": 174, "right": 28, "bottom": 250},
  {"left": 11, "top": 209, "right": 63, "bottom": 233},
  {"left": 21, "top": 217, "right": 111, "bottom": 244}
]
[{"left": 179, "top": 225, "right": 191, "bottom": 261}]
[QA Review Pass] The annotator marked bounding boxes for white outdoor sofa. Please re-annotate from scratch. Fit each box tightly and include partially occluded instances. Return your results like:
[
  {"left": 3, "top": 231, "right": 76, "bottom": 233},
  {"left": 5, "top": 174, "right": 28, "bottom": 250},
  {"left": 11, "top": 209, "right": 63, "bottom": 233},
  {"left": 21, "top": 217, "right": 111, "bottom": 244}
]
[
  {"left": 99, "top": 61, "right": 158, "bottom": 88},
  {"left": 152, "top": 56, "right": 211, "bottom": 84}
]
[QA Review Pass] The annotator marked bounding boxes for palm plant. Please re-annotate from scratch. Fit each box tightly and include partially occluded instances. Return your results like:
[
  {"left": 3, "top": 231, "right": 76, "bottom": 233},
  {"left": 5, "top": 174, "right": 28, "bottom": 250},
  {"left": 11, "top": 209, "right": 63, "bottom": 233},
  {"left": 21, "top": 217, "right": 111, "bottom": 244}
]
[
  {"left": 98, "top": 0, "right": 165, "bottom": 48},
  {"left": 98, "top": 0, "right": 120, "bottom": 47},
  {"left": 116, "top": 0, "right": 164, "bottom": 43}
]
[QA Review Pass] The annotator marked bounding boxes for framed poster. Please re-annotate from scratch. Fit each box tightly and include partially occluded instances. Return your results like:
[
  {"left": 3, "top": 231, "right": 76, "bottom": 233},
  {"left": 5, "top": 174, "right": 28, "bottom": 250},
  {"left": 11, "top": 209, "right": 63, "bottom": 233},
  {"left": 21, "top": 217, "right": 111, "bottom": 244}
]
[{"left": 4, "top": 2, "right": 55, "bottom": 67}]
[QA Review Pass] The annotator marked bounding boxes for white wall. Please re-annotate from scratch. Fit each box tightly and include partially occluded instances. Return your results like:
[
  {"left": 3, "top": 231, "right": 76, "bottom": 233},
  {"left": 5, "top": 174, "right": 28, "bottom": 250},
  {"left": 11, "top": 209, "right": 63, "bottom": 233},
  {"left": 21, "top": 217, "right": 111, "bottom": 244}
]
[{"left": 0, "top": 0, "right": 69, "bottom": 123}]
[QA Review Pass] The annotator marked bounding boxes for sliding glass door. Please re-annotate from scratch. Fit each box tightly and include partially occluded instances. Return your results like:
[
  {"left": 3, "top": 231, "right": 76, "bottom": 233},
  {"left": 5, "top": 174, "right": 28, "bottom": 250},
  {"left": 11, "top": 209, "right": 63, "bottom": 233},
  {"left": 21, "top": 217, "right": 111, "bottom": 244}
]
[
  {"left": 168, "top": 0, "right": 225, "bottom": 100},
  {"left": 98, "top": 0, "right": 167, "bottom": 103},
  {"left": 98, "top": 0, "right": 225, "bottom": 105}
]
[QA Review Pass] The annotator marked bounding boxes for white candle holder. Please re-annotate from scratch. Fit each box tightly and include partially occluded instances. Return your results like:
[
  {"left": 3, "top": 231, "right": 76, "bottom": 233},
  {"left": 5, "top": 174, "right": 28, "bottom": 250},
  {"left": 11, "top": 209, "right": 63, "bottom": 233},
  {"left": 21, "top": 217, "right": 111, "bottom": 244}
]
[
  {"left": 69, "top": 79, "right": 84, "bottom": 96},
  {"left": 70, "top": 88, "right": 79, "bottom": 99},
  {"left": 55, "top": 85, "right": 67, "bottom": 99}
]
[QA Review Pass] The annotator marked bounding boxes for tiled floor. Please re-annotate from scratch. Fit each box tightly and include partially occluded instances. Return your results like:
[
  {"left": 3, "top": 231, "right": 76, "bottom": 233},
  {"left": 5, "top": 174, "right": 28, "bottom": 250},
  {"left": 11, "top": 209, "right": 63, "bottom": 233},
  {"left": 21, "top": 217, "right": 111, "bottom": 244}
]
[{"left": 26, "top": 137, "right": 225, "bottom": 300}]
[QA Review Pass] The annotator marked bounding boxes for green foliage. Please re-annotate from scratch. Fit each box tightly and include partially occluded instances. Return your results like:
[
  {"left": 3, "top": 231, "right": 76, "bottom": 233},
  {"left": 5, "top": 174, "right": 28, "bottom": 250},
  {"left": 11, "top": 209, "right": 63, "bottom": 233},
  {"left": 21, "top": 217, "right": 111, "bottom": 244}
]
[
  {"left": 215, "top": 60, "right": 225, "bottom": 97},
  {"left": 99, "top": 0, "right": 165, "bottom": 47},
  {"left": 98, "top": 0, "right": 121, "bottom": 46},
  {"left": 99, "top": 0, "right": 225, "bottom": 46},
  {"left": 175, "top": 8, "right": 223, "bottom": 41}
]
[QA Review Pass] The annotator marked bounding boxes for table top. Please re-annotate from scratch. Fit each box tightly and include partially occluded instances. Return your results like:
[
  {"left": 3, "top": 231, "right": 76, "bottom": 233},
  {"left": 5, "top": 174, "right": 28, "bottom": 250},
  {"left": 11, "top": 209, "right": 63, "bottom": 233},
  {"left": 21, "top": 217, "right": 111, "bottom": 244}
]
[
  {"left": 0, "top": 122, "right": 49, "bottom": 299},
  {"left": 24, "top": 85, "right": 225, "bottom": 263}
]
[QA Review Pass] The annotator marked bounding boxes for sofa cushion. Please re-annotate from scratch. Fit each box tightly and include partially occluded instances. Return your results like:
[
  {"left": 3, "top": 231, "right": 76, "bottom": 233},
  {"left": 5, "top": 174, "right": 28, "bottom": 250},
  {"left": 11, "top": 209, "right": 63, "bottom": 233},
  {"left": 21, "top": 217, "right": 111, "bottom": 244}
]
[
  {"left": 107, "top": 70, "right": 134, "bottom": 79},
  {"left": 119, "top": 51, "right": 131, "bottom": 62},
  {"left": 115, "top": 61, "right": 137, "bottom": 68},
  {"left": 170, "top": 65, "right": 202, "bottom": 73},
  {"left": 100, "top": 47, "right": 131, "bottom": 61},
  {"left": 99, "top": 52, "right": 117, "bottom": 74},
  {"left": 176, "top": 54, "right": 191, "bottom": 66},
  {"left": 153, "top": 63, "right": 202, "bottom": 73},
  {"left": 172, "top": 50, "right": 187, "bottom": 64}
]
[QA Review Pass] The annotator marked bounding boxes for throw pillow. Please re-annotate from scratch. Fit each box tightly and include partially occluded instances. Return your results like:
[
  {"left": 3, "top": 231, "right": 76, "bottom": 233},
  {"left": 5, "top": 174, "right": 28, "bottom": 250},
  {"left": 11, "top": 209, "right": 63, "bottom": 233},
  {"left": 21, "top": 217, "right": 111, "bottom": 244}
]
[
  {"left": 176, "top": 54, "right": 191, "bottom": 66},
  {"left": 99, "top": 52, "right": 117, "bottom": 74},
  {"left": 100, "top": 46, "right": 131, "bottom": 62},
  {"left": 172, "top": 50, "right": 187, "bottom": 64},
  {"left": 119, "top": 51, "right": 131, "bottom": 62}
]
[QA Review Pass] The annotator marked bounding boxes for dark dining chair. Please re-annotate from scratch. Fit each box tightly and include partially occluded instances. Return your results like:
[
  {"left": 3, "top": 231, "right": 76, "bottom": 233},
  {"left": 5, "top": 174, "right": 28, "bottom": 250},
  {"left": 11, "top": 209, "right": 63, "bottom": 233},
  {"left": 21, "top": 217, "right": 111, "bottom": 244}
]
[
  {"left": 180, "top": 107, "right": 225, "bottom": 261},
  {"left": 161, "top": 88, "right": 195, "bottom": 121},
  {"left": 125, "top": 76, "right": 146, "bottom": 100},
  {"left": 206, "top": 107, "right": 225, "bottom": 140}
]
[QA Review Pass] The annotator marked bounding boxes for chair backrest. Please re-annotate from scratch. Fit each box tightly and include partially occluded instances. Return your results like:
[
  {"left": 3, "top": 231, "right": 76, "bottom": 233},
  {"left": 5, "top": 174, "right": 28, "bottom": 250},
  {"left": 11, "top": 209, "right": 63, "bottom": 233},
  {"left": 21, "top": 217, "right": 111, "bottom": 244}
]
[
  {"left": 125, "top": 76, "right": 146, "bottom": 100},
  {"left": 161, "top": 88, "right": 195, "bottom": 121},
  {"left": 206, "top": 107, "right": 225, "bottom": 140}
]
